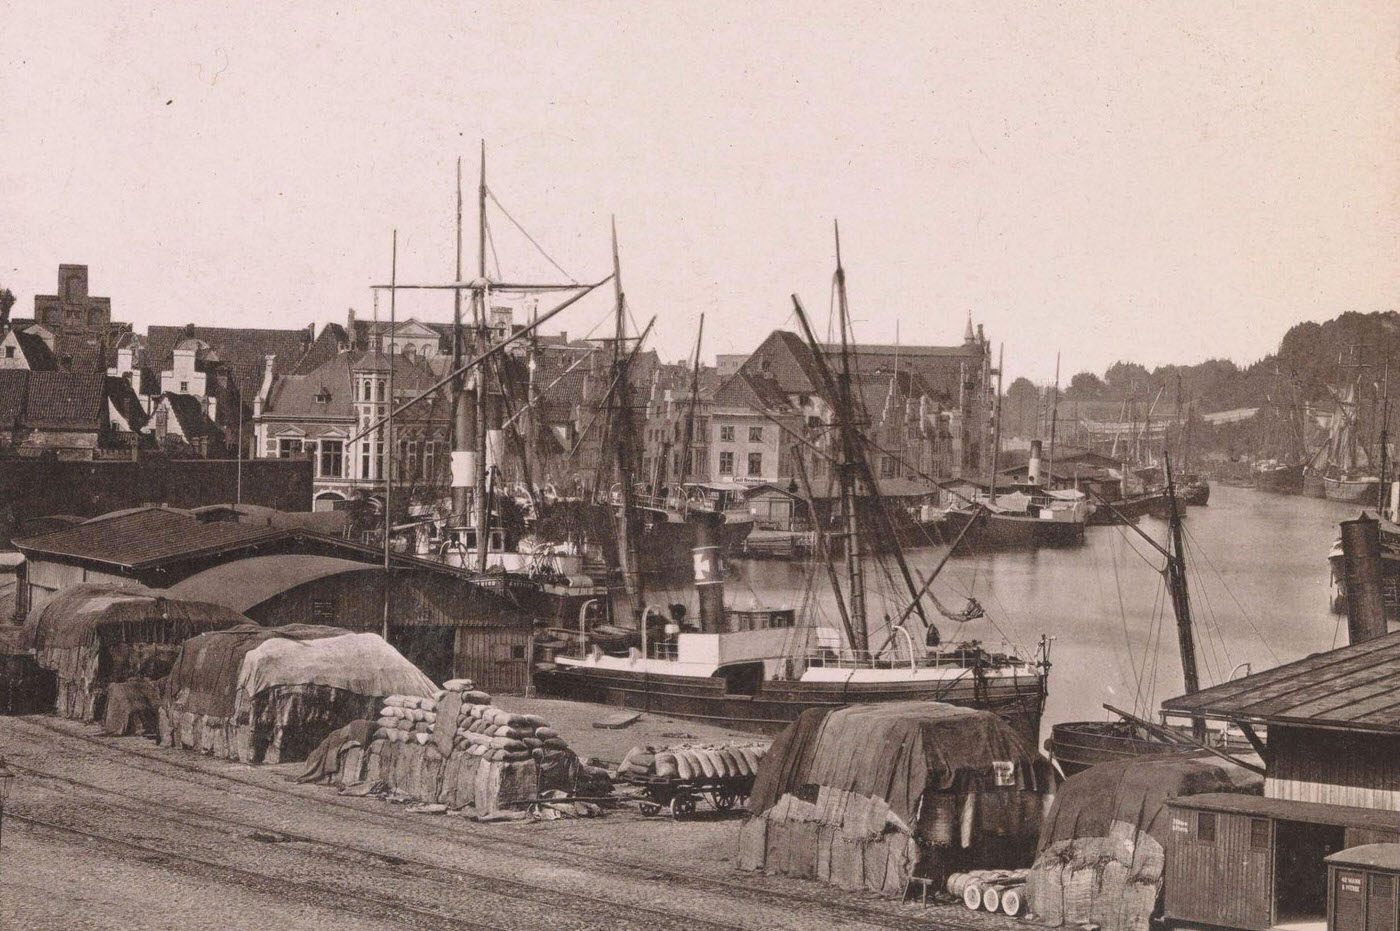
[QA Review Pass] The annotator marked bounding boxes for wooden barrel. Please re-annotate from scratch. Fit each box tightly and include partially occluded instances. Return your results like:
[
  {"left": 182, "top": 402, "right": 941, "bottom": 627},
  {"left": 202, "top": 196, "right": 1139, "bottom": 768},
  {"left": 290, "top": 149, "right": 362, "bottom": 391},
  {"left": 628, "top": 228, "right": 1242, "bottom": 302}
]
[
  {"left": 963, "top": 883, "right": 983, "bottom": 910},
  {"left": 982, "top": 886, "right": 1002, "bottom": 913},
  {"left": 1001, "top": 888, "right": 1024, "bottom": 917},
  {"left": 946, "top": 873, "right": 967, "bottom": 897}
]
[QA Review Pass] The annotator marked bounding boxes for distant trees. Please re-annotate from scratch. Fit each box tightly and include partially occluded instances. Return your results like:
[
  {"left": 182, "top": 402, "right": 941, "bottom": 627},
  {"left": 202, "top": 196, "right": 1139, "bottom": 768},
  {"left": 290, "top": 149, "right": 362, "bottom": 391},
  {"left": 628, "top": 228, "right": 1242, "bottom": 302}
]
[
  {"left": 1065, "top": 372, "right": 1106, "bottom": 400},
  {"left": 0, "top": 288, "right": 14, "bottom": 328}
]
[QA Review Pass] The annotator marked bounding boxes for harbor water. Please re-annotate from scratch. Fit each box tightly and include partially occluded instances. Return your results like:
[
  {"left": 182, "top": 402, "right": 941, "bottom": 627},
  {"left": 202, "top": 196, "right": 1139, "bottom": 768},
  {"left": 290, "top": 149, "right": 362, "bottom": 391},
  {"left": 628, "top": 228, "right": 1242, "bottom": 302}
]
[{"left": 724, "top": 483, "right": 1363, "bottom": 743}]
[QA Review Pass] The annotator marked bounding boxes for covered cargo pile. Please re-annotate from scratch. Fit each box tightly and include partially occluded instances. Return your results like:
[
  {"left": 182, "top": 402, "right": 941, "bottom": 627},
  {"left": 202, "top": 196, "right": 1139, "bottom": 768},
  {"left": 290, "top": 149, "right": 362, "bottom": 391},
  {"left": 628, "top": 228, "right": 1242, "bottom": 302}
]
[
  {"left": 323, "top": 679, "right": 586, "bottom": 816},
  {"left": 161, "top": 624, "right": 436, "bottom": 764},
  {"left": 740, "top": 701, "right": 1053, "bottom": 897},
  {"left": 1026, "top": 754, "right": 1262, "bottom": 931},
  {"left": 28, "top": 583, "right": 249, "bottom": 721},
  {"left": 617, "top": 742, "right": 770, "bottom": 781}
]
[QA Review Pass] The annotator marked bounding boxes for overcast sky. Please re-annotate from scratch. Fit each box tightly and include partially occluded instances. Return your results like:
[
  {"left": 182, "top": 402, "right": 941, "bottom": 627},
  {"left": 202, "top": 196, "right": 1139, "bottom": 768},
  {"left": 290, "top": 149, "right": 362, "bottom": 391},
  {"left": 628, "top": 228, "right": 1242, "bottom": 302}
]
[{"left": 2, "top": 2, "right": 1395, "bottom": 383}]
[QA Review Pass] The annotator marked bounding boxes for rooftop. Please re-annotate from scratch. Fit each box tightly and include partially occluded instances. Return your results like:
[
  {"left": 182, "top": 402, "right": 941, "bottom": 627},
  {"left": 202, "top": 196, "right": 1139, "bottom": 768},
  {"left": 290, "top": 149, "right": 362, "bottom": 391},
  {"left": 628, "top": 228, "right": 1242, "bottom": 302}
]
[
  {"left": 1161, "top": 630, "right": 1400, "bottom": 734},
  {"left": 13, "top": 506, "right": 283, "bottom": 570}
]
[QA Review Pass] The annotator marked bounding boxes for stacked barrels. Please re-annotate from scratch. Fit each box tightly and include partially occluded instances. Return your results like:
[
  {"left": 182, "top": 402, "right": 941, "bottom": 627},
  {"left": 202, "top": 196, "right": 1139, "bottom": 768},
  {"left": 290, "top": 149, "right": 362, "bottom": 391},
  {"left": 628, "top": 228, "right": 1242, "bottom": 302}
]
[{"left": 946, "top": 870, "right": 1029, "bottom": 916}]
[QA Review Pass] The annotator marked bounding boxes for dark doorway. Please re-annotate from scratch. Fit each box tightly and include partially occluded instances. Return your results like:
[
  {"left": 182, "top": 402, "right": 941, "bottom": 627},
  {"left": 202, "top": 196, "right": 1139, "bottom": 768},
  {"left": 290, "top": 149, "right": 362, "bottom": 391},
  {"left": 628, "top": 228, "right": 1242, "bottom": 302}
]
[
  {"left": 718, "top": 662, "right": 763, "bottom": 696},
  {"left": 1275, "top": 819, "right": 1347, "bottom": 925}
]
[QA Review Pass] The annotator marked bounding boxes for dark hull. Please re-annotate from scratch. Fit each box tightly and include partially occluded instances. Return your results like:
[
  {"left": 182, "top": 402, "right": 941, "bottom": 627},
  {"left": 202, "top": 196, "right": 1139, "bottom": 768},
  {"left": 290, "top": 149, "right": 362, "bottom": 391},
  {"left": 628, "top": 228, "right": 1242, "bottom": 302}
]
[
  {"left": 1253, "top": 465, "right": 1304, "bottom": 495},
  {"left": 1086, "top": 493, "right": 1168, "bottom": 525},
  {"left": 1328, "top": 551, "right": 1400, "bottom": 620},
  {"left": 535, "top": 663, "right": 1045, "bottom": 745},
  {"left": 1177, "top": 482, "right": 1211, "bottom": 506},
  {"left": 1047, "top": 721, "right": 1203, "bottom": 776}
]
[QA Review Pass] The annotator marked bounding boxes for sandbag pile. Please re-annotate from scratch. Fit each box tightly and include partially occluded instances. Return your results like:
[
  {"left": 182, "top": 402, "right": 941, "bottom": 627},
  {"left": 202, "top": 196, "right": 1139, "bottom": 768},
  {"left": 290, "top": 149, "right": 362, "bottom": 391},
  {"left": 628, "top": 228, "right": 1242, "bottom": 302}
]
[
  {"left": 333, "top": 679, "right": 586, "bottom": 817},
  {"left": 617, "top": 742, "right": 768, "bottom": 781},
  {"left": 374, "top": 694, "right": 438, "bottom": 745}
]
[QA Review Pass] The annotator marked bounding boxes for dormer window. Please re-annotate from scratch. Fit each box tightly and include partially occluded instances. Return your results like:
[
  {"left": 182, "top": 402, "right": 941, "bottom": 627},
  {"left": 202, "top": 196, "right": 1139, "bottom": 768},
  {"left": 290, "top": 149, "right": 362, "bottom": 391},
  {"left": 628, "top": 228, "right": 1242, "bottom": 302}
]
[{"left": 315, "top": 388, "right": 332, "bottom": 404}]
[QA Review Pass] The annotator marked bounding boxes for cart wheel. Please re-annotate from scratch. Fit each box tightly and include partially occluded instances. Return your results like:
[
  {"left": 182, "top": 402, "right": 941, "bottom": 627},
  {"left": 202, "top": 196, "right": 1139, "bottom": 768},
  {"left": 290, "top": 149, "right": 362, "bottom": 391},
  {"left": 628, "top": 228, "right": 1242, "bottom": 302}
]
[
  {"left": 639, "top": 802, "right": 661, "bottom": 817},
  {"left": 670, "top": 794, "right": 696, "bottom": 818},
  {"left": 710, "top": 790, "right": 737, "bottom": 811}
]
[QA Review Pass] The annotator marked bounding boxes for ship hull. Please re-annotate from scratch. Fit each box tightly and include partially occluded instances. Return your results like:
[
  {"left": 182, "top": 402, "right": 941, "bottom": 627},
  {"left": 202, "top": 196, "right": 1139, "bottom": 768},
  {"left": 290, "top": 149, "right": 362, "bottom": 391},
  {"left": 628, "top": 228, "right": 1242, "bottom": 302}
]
[
  {"left": 1046, "top": 720, "right": 1251, "bottom": 776},
  {"left": 1324, "top": 475, "right": 1381, "bottom": 504},
  {"left": 1086, "top": 493, "right": 1168, "bottom": 525},
  {"left": 535, "top": 663, "right": 1045, "bottom": 745},
  {"left": 1253, "top": 465, "right": 1304, "bottom": 494},
  {"left": 1176, "top": 482, "right": 1211, "bottom": 506}
]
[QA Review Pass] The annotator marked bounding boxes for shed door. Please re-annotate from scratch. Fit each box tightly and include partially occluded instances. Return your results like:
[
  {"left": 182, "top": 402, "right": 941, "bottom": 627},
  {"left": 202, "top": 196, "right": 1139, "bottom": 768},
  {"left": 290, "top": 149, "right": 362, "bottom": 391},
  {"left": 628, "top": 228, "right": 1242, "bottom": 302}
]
[
  {"left": 1368, "top": 874, "right": 1395, "bottom": 931},
  {"left": 1336, "top": 870, "right": 1365, "bottom": 931}
]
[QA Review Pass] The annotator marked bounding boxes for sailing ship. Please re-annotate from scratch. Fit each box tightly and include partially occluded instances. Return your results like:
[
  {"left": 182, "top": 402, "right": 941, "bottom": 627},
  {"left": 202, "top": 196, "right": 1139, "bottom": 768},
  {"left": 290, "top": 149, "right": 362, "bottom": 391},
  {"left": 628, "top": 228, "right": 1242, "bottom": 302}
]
[
  {"left": 1047, "top": 456, "right": 1251, "bottom": 775},
  {"left": 535, "top": 225, "right": 1051, "bottom": 742}
]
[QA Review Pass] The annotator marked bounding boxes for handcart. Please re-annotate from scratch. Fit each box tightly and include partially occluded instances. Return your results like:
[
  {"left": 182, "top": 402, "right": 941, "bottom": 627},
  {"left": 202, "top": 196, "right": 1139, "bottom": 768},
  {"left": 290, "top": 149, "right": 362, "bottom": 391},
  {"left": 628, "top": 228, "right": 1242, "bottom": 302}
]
[{"left": 619, "top": 772, "right": 755, "bottom": 818}]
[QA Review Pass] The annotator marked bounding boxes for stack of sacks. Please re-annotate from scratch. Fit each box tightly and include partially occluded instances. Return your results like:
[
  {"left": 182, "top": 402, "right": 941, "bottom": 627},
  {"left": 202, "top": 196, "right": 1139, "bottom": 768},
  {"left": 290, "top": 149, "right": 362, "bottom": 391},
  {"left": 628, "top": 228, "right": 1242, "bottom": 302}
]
[
  {"left": 374, "top": 694, "right": 438, "bottom": 745},
  {"left": 453, "top": 701, "right": 571, "bottom": 763},
  {"left": 617, "top": 742, "right": 768, "bottom": 780}
]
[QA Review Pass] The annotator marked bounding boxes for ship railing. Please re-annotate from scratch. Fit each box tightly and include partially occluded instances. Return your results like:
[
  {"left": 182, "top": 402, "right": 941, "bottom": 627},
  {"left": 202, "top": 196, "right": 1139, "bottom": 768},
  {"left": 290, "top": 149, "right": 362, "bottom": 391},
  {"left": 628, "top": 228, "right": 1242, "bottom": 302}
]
[
  {"left": 646, "top": 640, "right": 680, "bottom": 661},
  {"left": 804, "top": 645, "right": 1025, "bottom": 671}
]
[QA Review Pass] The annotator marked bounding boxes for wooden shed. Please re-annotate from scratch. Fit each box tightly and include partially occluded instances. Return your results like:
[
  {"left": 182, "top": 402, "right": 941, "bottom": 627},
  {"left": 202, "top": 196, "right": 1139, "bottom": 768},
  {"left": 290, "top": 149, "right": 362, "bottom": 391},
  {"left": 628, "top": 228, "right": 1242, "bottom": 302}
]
[
  {"left": 1165, "top": 795, "right": 1400, "bottom": 931},
  {"left": 167, "top": 555, "right": 534, "bottom": 693},
  {"left": 1328, "top": 845, "right": 1400, "bottom": 931}
]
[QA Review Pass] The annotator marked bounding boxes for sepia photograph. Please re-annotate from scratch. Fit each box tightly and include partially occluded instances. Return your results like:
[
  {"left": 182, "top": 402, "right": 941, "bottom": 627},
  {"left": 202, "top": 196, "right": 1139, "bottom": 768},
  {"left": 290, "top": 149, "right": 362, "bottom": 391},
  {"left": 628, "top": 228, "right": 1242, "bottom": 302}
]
[{"left": 1, "top": 3, "right": 1397, "bottom": 928}]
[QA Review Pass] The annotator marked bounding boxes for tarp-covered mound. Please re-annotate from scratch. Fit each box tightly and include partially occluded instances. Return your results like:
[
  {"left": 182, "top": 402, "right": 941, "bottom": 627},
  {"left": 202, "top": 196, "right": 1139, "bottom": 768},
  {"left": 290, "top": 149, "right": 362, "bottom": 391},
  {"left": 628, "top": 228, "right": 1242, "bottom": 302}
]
[
  {"left": 741, "top": 702, "right": 1054, "bottom": 897},
  {"left": 27, "top": 583, "right": 251, "bottom": 721},
  {"left": 102, "top": 678, "right": 162, "bottom": 736},
  {"left": 309, "top": 680, "right": 584, "bottom": 816},
  {"left": 161, "top": 624, "right": 436, "bottom": 764},
  {"left": 1026, "top": 754, "right": 1262, "bottom": 931}
]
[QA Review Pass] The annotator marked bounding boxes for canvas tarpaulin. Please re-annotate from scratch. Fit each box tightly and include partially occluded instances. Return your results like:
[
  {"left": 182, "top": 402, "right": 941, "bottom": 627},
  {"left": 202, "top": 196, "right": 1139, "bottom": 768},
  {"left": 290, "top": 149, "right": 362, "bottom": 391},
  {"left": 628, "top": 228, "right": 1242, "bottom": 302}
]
[
  {"left": 749, "top": 701, "right": 1052, "bottom": 828},
  {"left": 237, "top": 632, "right": 436, "bottom": 701},
  {"left": 1026, "top": 754, "right": 1263, "bottom": 931},
  {"left": 164, "top": 623, "right": 340, "bottom": 719},
  {"left": 742, "top": 701, "right": 1052, "bottom": 897},
  {"left": 26, "top": 583, "right": 251, "bottom": 721}
]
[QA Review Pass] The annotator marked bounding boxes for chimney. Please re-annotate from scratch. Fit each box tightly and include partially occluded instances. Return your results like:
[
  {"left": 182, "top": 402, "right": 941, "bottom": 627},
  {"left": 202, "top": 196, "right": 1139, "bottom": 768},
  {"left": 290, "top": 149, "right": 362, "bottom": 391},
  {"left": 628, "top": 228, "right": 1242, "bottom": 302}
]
[
  {"left": 692, "top": 512, "right": 726, "bottom": 633},
  {"left": 1028, "top": 439, "right": 1043, "bottom": 486},
  {"left": 1341, "top": 514, "right": 1388, "bottom": 644},
  {"left": 253, "top": 353, "right": 276, "bottom": 418}
]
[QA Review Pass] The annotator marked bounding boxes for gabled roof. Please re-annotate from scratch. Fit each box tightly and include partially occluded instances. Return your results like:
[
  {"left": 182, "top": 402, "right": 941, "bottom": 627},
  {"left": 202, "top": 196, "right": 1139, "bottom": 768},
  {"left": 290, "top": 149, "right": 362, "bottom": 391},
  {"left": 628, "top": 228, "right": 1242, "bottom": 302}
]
[
  {"left": 290, "top": 323, "right": 349, "bottom": 375},
  {"left": 1161, "top": 630, "right": 1400, "bottom": 734},
  {"left": 145, "top": 325, "right": 312, "bottom": 400},
  {"left": 22, "top": 372, "right": 106, "bottom": 429},
  {"left": 13, "top": 506, "right": 284, "bottom": 570},
  {"left": 167, "top": 555, "right": 379, "bottom": 613},
  {"left": 8, "top": 329, "right": 57, "bottom": 369}
]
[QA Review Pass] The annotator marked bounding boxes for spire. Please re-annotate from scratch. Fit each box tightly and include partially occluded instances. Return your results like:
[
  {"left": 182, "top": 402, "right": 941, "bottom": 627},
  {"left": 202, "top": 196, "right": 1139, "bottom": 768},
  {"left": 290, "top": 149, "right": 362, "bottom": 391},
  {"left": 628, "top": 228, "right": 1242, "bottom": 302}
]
[{"left": 964, "top": 312, "right": 975, "bottom": 344}]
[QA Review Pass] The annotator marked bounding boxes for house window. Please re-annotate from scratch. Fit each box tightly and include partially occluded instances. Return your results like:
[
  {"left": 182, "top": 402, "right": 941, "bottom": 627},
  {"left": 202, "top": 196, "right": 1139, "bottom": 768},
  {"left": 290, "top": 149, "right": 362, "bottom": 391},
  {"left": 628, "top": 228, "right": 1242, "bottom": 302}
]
[
  {"left": 720, "top": 425, "right": 735, "bottom": 442},
  {"left": 3, "top": 347, "right": 12, "bottom": 358},
  {"left": 719, "top": 451, "right": 734, "bottom": 475},
  {"left": 278, "top": 438, "right": 303, "bottom": 458},
  {"left": 424, "top": 440, "right": 436, "bottom": 480},
  {"left": 1249, "top": 818, "right": 1269, "bottom": 850},
  {"left": 748, "top": 426, "right": 763, "bottom": 443},
  {"left": 315, "top": 389, "right": 331, "bottom": 404},
  {"left": 377, "top": 380, "right": 386, "bottom": 401},
  {"left": 319, "top": 440, "right": 344, "bottom": 478},
  {"left": 361, "top": 441, "right": 371, "bottom": 479},
  {"left": 1196, "top": 812, "right": 1215, "bottom": 844},
  {"left": 881, "top": 455, "right": 897, "bottom": 478},
  {"left": 179, "top": 381, "right": 189, "bottom": 393},
  {"left": 747, "top": 452, "right": 763, "bottom": 476}
]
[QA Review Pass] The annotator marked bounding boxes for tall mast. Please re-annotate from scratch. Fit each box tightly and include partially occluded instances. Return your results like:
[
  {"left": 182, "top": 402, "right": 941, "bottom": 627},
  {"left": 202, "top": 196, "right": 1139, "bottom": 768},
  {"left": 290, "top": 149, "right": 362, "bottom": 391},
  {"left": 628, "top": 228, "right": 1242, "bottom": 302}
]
[
  {"left": 452, "top": 157, "right": 472, "bottom": 521},
  {"left": 988, "top": 344, "right": 1003, "bottom": 505},
  {"left": 833, "top": 222, "right": 867, "bottom": 648},
  {"left": 473, "top": 142, "right": 489, "bottom": 572},
  {"left": 680, "top": 315, "right": 704, "bottom": 482},
  {"left": 1379, "top": 358, "right": 1391, "bottom": 511},
  {"left": 610, "top": 218, "right": 645, "bottom": 623},
  {"left": 383, "top": 229, "right": 397, "bottom": 640},
  {"left": 1048, "top": 351, "right": 1060, "bottom": 482},
  {"left": 1164, "top": 452, "right": 1204, "bottom": 738}
]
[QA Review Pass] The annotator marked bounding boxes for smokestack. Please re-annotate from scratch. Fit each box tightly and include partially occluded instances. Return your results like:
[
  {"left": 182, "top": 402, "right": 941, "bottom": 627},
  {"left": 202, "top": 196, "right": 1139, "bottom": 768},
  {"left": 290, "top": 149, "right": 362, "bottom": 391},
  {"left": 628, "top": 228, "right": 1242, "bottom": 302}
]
[
  {"left": 692, "top": 513, "right": 726, "bottom": 633},
  {"left": 1341, "top": 514, "right": 1388, "bottom": 644},
  {"left": 1028, "top": 439, "right": 1043, "bottom": 487}
]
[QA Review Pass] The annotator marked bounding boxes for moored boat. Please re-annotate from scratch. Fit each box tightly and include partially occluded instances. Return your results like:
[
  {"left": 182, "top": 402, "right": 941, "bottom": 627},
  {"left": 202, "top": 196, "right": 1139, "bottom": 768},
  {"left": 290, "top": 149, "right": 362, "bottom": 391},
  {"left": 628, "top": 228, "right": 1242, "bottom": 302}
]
[
  {"left": 1324, "top": 473, "right": 1381, "bottom": 503},
  {"left": 1252, "top": 459, "right": 1303, "bottom": 494}
]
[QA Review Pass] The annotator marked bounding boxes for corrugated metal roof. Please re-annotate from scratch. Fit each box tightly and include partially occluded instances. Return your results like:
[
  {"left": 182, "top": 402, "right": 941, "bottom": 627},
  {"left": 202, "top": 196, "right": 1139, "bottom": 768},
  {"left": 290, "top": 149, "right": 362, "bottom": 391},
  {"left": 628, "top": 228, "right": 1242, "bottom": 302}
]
[
  {"left": 1161, "top": 631, "right": 1400, "bottom": 733},
  {"left": 1168, "top": 792, "right": 1400, "bottom": 831},
  {"left": 167, "top": 555, "right": 378, "bottom": 613},
  {"left": 14, "top": 506, "right": 283, "bottom": 570}
]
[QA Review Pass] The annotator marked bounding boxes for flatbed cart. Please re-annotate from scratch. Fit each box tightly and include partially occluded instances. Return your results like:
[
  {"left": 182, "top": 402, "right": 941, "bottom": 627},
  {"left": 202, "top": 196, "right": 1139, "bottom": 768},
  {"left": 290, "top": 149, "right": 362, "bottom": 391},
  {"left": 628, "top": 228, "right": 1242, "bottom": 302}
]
[{"left": 618, "top": 772, "right": 755, "bottom": 818}]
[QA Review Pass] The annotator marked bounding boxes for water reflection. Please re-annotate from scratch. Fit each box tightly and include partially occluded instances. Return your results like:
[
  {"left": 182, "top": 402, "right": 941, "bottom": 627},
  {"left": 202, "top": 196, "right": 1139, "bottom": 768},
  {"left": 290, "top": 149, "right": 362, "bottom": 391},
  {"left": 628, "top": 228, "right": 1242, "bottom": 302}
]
[{"left": 729, "top": 484, "right": 1356, "bottom": 740}]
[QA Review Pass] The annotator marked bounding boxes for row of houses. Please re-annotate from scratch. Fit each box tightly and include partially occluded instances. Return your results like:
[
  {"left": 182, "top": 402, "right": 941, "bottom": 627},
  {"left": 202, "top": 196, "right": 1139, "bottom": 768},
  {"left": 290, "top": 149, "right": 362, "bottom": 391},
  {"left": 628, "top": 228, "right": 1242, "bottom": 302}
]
[{"left": 3, "top": 262, "right": 998, "bottom": 510}]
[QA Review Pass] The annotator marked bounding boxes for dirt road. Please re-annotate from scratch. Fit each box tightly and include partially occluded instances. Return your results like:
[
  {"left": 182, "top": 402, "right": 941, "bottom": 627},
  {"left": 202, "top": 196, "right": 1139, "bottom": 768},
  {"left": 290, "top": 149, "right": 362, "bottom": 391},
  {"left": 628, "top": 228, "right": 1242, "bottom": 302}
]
[{"left": 0, "top": 714, "right": 967, "bottom": 931}]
